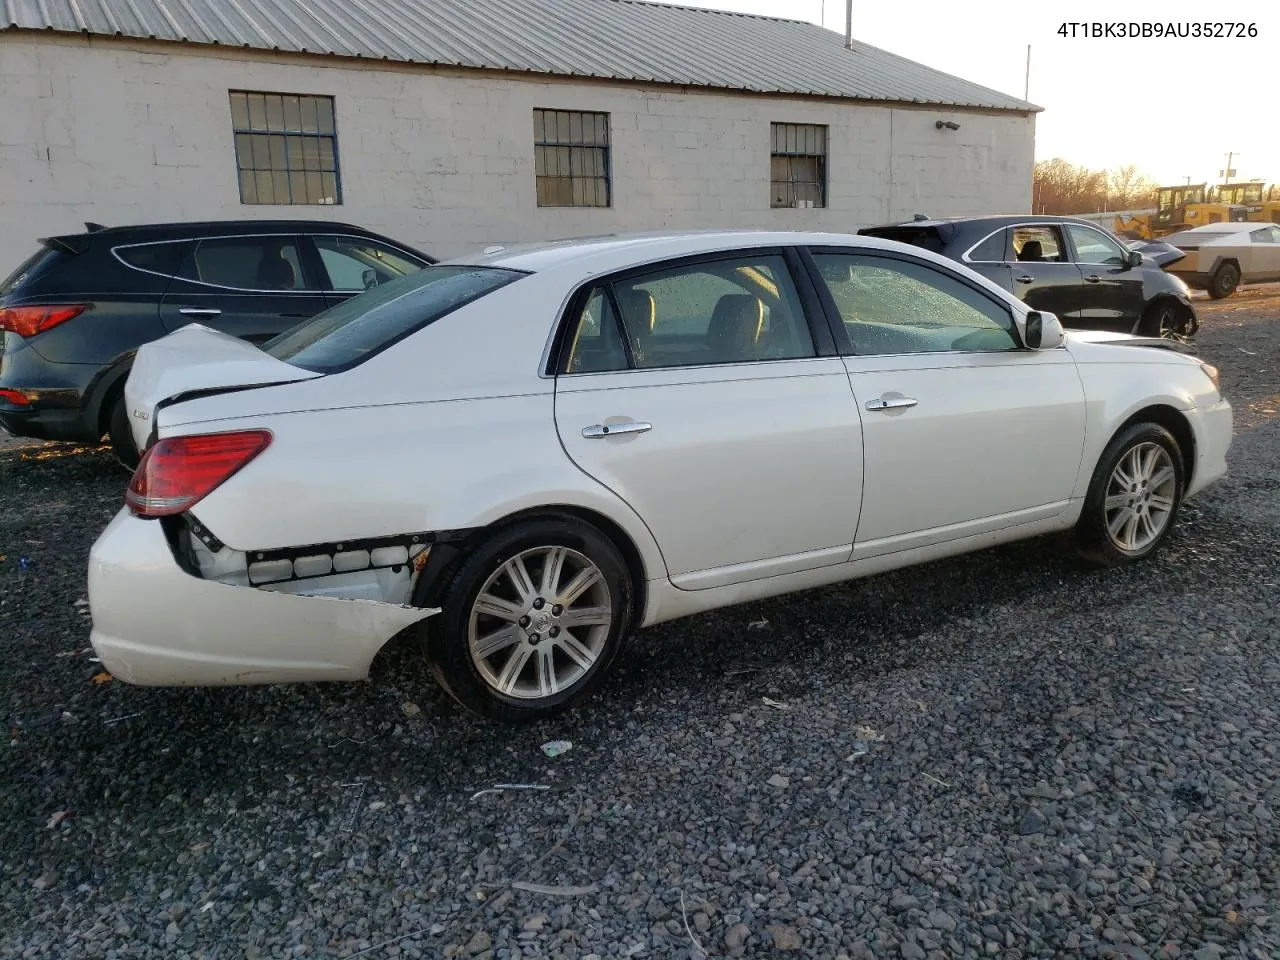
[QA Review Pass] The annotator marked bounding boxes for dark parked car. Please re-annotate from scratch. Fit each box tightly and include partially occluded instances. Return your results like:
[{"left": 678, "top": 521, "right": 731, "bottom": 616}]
[
  {"left": 0, "top": 220, "right": 434, "bottom": 462},
  {"left": 858, "top": 215, "right": 1198, "bottom": 339}
]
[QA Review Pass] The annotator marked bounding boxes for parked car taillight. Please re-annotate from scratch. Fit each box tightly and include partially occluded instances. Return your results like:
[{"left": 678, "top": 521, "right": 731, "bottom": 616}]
[
  {"left": 126, "top": 430, "right": 272, "bottom": 518},
  {"left": 0, "top": 304, "right": 88, "bottom": 337}
]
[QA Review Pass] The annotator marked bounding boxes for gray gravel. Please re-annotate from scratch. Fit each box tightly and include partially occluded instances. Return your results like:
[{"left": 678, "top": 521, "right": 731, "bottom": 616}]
[{"left": 2, "top": 294, "right": 1278, "bottom": 959}]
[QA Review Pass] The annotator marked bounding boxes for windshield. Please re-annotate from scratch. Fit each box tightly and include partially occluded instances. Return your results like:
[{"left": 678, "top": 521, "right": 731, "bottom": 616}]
[{"left": 264, "top": 264, "right": 526, "bottom": 373}]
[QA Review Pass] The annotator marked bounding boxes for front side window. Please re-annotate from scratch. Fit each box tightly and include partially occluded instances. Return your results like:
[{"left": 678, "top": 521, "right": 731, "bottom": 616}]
[
  {"left": 1065, "top": 224, "right": 1126, "bottom": 265},
  {"left": 534, "top": 109, "right": 610, "bottom": 207},
  {"left": 1249, "top": 227, "right": 1279, "bottom": 243},
  {"left": 1012, "top": 225, "right": 1067, "bottom": 263},
  {"left": 264, "top": 265, "right": 525, "bottom": 373},
  {"left": 314, "top": 236, "right": 426, "bottom": 291},
  {"left": 559, "top": 255, "right": 815, "bottom": 372},
  {"left": 176, "top": 237, "right": 306, "bottom": 291},
  {"left": 231, "top": 91, "right": 340, "bottom": 205},
  {"left": 812, "top": 253, "right": 1018, "bottom": 356},
  {"left": 771, "top": 123, "right": 827, "bottom": 208}
]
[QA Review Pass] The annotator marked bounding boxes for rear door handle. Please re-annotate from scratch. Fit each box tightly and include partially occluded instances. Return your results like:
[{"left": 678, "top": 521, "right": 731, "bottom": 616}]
[
  {"left": 865, "top": 397, "right": 919, "bottom": 412},
  {"left": 1015, "top": 275, "right": 1034, "bottom": 284},
  {"left": 582, "top": 421, "right": 652, "bottom": 439},
  {"left": 178, "top": 307, "right": 222, "bottom": 317},
  {"left": 1085, "top": 275, "right": 1102, "bottom": 283}
]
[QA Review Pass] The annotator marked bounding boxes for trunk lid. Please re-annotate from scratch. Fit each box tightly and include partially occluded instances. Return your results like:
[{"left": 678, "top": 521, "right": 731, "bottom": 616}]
[{"left": 125, "top": 324, "right": 320, "bottom": 450}]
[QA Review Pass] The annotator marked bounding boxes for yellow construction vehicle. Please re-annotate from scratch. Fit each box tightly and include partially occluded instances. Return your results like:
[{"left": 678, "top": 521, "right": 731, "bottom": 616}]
[
  {"left": 1114, "top": 182, "right": 1207, "bottom": 240},
  {"left": 1214, "top": 182, "right": 1280, "bottom": 223}
]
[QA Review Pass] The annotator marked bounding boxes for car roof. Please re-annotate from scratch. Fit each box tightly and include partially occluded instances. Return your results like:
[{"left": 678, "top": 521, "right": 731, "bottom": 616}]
[
  {"left": 862, "top": 214, "right": 1109, "bottom": 230},
  {"left": 449, "top": 229, "right": 936, "bottom": 275},
  {"left": 1170, "top": 222, "right": 1259, "bottom": 234},
  {"left": 49, "top": 219, "right": 387, "bottom": 243}
]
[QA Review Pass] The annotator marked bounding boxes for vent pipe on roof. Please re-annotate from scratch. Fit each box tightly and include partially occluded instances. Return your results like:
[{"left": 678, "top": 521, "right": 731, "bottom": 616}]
[{"left": 844, "top": 0, "right": 853, "bottom": 49}]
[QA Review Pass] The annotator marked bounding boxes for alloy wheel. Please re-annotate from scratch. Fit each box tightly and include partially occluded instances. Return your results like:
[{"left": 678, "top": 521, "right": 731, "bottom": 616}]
[
  {"left": 467, "top": 546, "right": 612, "bottom": 699},
  {"left": 1104, "top": 442, "right": 1178, "bottom": 553}
]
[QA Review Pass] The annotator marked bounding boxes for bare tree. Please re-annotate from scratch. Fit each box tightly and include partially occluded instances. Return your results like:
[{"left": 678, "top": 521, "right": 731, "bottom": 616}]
[{"left": 1032, "top": 159, "right": 1155, "bottom": 214}]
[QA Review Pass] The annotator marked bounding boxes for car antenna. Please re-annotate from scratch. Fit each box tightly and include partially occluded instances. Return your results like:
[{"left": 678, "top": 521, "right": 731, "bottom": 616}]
[{"left": 84, "top": 222, "right": 106, "bottom": 232}]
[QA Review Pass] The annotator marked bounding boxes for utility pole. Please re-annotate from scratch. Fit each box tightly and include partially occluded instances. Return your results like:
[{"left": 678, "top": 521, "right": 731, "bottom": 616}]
[
  {"left": 1024, "top": 45, "right": 1031, "bottom": 101},
  {"left": 844, "top": 0, "right": 853, "bottom": 49},
  {"left": 1222, "top": 151, "right": 1239, "bottom": 184}
]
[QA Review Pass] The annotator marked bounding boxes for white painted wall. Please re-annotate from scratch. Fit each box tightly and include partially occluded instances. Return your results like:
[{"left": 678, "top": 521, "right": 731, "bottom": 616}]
[{"left": 0, "top": 33, "right": 1035, "bottom": 272}]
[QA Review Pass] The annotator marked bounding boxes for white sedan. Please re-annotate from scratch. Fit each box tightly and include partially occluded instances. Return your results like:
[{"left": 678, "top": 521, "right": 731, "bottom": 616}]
[{"left": 88, "top": 231, "right": 1233, "bottom": 722}]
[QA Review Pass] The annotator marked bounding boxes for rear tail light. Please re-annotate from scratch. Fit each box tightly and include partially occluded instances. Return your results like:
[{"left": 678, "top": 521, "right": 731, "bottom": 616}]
[
  {"left": 0, "top": 304, "right": 88, "bottom": 337},
  {"left": 126, "top": 430, "right": 272, "bottom": 518},
  {"left": 0, "top": 388, "right": 31, "bottom": 407}
]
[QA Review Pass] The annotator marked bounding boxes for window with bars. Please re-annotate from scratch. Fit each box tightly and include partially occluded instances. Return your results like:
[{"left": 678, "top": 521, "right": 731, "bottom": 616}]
[
  {"left": 230, "top": 91, "right": 341, "bottom": 206},
  {"left": 770, "top": 122, "right": 827, "bottom": 209},
  {"left": 534, "top": 109, "right": 611, "bottom": 208}
]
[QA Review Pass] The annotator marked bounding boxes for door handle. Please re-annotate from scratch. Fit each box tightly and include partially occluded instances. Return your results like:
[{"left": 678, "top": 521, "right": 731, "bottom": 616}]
[
  {"left": 865, "top": 397, "right": 919, "bottom": 412},
  {"left": 178, "top": 307, "right": 222, "bottom": 317},
  {"left": 582, "top": 421, "right": 652, "bottom": 439},
  {"left": 1085, "top": 275, "right": 1102, "bottom": 283},
  {"left": 1015, "top": 275, "right": 1034, "bottom": 284}
]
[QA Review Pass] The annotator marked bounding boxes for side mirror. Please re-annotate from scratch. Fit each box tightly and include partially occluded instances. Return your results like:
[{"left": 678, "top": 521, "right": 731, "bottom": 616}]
[
  {"left": 1124, "top": 249, "right": 1143, "bottom": 268},
  {"left": 1024, "top": 310, "right": 1065, "bottom": 350},
  {"left": 362, "top": 268, "right": 378, "bottom": 289}
]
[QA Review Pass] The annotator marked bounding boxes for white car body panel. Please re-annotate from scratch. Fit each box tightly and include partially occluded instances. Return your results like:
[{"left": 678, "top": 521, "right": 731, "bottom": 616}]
[
  {"left": 843, "top": 348, "right": 1086, "bottom": 554},
  {"left": 89, "top": 230, "right": 1234, "bottom": 689},
  {"left": 555, "top": 357, "right": 862, "bottom": 589}
]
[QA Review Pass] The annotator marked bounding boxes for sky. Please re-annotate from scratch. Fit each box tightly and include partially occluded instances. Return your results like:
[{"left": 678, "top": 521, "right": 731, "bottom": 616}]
[{"left": 677, "top": 0, "right": 1279, "bottom": 188}]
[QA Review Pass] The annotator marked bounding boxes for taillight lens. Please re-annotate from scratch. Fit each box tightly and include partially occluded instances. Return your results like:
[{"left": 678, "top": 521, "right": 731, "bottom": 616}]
[
  {"left": 0, "top": 304, "right": 88, "bottom": 337},
  {"left": 126, "top": 430, "right": 272, "bottom": 518},
  {"left": 0, "top": 388, "right": 31, "bottom": 407}
]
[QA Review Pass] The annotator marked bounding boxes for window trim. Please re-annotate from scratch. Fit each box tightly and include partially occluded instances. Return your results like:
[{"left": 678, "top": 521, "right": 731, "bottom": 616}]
[
  {"left": 960, "top": 226, "right": 1012, "bottom": 263},
  {"left": 230, "top": 90, "right": 343, "bottom": 207},
  {"left": 546, "top": 246, "right": 831, "bottom": 377},
  {"left": 533, "top": 108, "right": 612, "bottom": 209},
  {"left": 111, "top": 233, "right": 429, "bottom": 294},
  {"left": 797, "top": 245, "right": 1025, "bottom": 357},
  {"left": 769, "top": 122, "right": 829, "bottom": 210}
]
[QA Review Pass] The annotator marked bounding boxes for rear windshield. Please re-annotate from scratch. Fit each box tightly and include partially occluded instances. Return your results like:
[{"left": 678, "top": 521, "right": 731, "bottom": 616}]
[
  {"left": 858, "top": 226, "right": 947, "bottom": 254},
  {"left": 263, "top": 264, "right": 526, "bottom": 374},
  {"left": 1, "top": 247, "right": 64, "bottom": 297}
]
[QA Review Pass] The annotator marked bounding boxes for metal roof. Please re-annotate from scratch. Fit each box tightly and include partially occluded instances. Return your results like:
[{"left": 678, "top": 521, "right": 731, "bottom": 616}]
[{"left": 3, "top": 0, "right": 1039, "bottom": 112}]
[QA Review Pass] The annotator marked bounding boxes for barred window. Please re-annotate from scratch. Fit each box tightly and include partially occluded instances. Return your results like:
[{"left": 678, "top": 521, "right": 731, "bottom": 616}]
[
  {"left": 771, "top": 122, "right": 827, "bottom": 209},
  {"left": 230, "top": 91, "right": 341, "bottom": 206},
  {"left": 534, "top": 109, "right": 610, "bottom": 207}
]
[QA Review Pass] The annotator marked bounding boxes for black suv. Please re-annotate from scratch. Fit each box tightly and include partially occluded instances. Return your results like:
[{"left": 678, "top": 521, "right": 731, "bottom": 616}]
[
  {"left": 858, "top": 215, "right": 1197, "bottom": 339},
  {"left": 0, "top": 220, "right": 434, "bottom": 462}
]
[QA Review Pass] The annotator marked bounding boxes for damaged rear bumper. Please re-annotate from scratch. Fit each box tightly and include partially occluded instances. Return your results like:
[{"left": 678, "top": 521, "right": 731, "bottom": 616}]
[{"left": 88, "top": 509, "right": 438, "bottom": 686}]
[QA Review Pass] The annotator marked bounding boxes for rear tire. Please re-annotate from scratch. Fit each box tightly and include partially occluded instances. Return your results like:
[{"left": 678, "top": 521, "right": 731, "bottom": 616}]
[
  {"left": 1208, "top": 262, "right": 1240, "bottom": 299},
  {"left": 107, "top": 393, "right": 140, "bottom": 469},
  {"left": 423, "top": 517, "right": 634, "bottom": 723},
  {"left": 1074, "top": 422, "right": 1184, "bottom": 568}
]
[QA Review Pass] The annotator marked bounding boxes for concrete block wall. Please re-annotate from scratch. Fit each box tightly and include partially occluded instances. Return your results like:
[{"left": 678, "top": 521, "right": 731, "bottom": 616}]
[{"left": 0, "top": 33, "right": 1035, "bottom": 270}]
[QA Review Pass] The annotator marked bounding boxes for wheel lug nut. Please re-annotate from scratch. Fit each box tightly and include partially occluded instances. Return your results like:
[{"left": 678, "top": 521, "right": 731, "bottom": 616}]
[
  {"left": 552, "top": 604, "right": 563, "bottom": 616},
  {"left": 549, "top": 626, "right": 560, "bottom": 638},
  {"left": 519, "top": 615, "right": 531, "bottom": 627},
  {"left": 533, "top": 598, "right": 545, "bottom": 609},
  {"left": 528, "top": 632, "right": 540, "bottom": 643}
]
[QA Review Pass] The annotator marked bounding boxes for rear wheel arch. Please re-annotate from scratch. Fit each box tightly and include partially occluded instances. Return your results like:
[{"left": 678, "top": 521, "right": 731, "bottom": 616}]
[{"left": 413, "top": 504, "right": 651, "bottom": 624}]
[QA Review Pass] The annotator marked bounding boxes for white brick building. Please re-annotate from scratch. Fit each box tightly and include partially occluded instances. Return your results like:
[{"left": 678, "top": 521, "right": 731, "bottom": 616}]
[{"left": 0, "top": 0, "right": 1039, "bottom": 269}]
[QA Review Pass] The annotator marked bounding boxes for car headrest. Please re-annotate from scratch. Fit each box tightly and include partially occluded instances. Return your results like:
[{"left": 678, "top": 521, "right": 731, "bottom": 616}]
[{"left": 707, "top": 294, "right": 764, "bottom": 361}]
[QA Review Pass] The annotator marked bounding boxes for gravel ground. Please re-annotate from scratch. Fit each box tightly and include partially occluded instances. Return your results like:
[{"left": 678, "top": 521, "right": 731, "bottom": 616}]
[{"left": 2, "top": 291, "right": 1278, "bottom": 960}]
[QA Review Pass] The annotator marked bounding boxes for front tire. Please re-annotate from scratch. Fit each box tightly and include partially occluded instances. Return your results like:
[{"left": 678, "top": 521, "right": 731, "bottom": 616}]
[
  {"left": 1074, "top": 423, "right": 1184, "bottom": 567},
  {"left": 1208, "top": 262, "right": 1240, "bottom": 299},
  {"left": 423, "top": 517, "right": 634, "bottom": 723},
  {"left": 1141, "top": 300, "right": 1196, "bottom": 339}
]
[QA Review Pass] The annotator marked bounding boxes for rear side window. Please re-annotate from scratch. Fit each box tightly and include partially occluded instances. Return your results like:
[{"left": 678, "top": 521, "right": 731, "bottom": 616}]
[
  {"left": 176, "top": 237, "right": 307, "bottom": 291},
  {"left": 115, "top": 242, "right": 189, "bottom": 277},
  {"left": 1, "top": 247, "right": 64, "bottom": 296},
  {"left": 859, "top": 226, "right": 946, "bottom": 254},
  {"left": 264, "top": 265, "right": 526, "bottom": 373},
  {"left": 968, "top": 229, "right": 1009, "bottom": 262}
]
